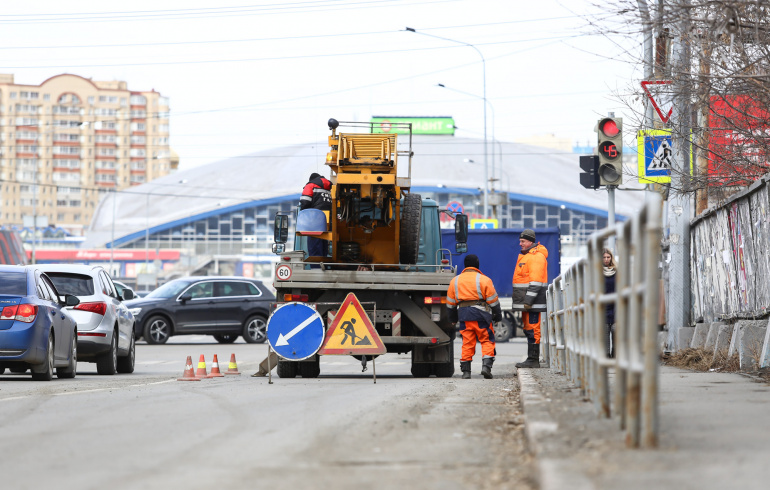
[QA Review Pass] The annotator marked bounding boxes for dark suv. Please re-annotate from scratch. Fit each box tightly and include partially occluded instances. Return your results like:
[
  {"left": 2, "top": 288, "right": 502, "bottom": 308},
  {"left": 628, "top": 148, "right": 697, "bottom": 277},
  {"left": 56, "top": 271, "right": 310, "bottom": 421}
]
[{"left": 124, "top": 276, "right": 274, "bottom": 345}]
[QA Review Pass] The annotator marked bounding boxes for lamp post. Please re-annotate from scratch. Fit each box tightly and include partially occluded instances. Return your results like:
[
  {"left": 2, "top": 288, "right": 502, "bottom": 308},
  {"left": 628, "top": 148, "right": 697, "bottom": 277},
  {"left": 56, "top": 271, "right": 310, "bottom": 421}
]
[
  {"left": 406, "top": 27, "right": 488, "bottom": 218},
  {"left": 436, "top": 82, "right": 498, "bottom": 195}
]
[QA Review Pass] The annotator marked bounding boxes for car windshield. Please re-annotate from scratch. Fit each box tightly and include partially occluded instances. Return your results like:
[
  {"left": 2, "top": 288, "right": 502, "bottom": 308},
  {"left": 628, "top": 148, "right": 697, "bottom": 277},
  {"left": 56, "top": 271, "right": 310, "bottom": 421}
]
[
  {"left": 46, "top": 273, "right": 95, "bottom": 296},
  {"left": 0, "top": 271, "right": 27, "bottom": 295},
  {"left": 145, "top": 280, "right": 193, "bottom": 299}
]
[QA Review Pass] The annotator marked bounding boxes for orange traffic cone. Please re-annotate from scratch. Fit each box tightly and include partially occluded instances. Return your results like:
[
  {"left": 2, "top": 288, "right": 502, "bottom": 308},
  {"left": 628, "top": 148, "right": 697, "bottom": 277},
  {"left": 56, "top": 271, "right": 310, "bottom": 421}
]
[
  {"left": 177, "top": 356, "right": 201, "bottom": 381},
  {"left": 224, "top": 353, "right": 241, "bottom": 375},
  {"left": 195, "top": 354, "right": 209, "bottom": 378},
  {"left": 208, "top": 354, "right": 225, "bottom": 378}
]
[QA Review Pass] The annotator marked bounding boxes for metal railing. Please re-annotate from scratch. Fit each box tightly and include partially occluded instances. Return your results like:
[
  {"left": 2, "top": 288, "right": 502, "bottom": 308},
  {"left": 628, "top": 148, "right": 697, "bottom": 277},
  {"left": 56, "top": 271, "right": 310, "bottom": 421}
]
[{"left": 544, "top": 193, "right": 662, "bottom": 448}]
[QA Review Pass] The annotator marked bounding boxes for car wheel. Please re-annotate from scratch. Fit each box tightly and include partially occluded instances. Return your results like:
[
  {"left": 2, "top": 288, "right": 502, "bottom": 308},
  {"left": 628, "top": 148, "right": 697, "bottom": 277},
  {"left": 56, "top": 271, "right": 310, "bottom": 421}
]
[
  {"left": 117, "top": 333, "right": 135, "bottom": 374},
  {"left": 32, "top": 333, "right": 54, "bottom": 381},
  {"left": 144, "top": 315, "right": 171, "bottom": 345},
  {"left": 213, "top": 334, "right": 238, "bottom": 344},
  {"left": 97, "top": 331, "right": 118, "bottom": 375},
  {"left": 242, "top": 315, "right": 267, "bottom": 344},
  {"left": 57, "top": 333, "right": 77, "bottom": 379}
]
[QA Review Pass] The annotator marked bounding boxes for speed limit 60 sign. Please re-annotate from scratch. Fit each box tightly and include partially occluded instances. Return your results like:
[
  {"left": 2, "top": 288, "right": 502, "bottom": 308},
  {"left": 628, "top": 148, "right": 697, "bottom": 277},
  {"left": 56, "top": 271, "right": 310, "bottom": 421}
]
[{"left": 275, "top": 264, "right": 292, "bottom": 281}]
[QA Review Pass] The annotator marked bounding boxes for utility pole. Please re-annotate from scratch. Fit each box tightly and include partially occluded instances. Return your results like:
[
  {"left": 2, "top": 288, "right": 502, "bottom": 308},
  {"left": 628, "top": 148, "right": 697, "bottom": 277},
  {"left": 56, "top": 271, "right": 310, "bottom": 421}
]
[{"left": 667, "top": 0, "right": 692, "bottom": 351}]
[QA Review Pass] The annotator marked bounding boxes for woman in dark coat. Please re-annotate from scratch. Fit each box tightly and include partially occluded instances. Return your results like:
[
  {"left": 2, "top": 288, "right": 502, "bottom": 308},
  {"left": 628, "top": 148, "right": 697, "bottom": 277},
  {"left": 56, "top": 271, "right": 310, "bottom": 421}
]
[{"left": 603, "top": 248, "right": 617, "bottom": 358}]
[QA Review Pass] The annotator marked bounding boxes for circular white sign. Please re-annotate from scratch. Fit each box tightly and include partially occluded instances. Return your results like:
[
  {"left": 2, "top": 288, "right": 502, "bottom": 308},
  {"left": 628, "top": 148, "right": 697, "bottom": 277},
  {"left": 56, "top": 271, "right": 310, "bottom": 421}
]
[{"left": 275, "top": 264, "right": 292, "bottom": 281}]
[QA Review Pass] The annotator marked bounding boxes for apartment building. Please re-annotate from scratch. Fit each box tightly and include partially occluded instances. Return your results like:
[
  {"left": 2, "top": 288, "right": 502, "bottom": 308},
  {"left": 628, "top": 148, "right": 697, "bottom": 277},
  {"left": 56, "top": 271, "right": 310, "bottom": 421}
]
[{"left": 0, "top": 73, "right": 177, "bottom": 233}]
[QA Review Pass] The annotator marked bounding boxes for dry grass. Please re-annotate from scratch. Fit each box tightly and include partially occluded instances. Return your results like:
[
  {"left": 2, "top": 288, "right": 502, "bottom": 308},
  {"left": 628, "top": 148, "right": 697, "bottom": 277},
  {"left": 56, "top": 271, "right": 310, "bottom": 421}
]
[{"left": 662, "top": 347, "right": 740, "bottom": 372}]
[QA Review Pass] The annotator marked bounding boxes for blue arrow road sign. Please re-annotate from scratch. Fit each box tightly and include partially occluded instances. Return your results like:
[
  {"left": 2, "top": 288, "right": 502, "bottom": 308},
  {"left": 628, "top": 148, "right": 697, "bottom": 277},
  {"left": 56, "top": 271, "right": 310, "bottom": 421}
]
[{"left": 267, "top": 303, "right": 325, "bottom": 360}]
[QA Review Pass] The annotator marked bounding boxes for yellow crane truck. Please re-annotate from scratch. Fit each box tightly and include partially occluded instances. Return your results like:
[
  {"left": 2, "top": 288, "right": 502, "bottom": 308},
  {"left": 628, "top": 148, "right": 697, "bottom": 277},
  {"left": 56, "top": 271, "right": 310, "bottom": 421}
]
[{"left": 270, "top": 119, "right": 468, "bottom": 378}]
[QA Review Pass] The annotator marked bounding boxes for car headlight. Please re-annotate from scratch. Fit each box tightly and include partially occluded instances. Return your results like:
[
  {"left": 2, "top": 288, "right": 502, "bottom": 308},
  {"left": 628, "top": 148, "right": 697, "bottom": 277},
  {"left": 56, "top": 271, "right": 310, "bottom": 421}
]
[{"left": 129, "top": 307, "right": 143, "bottom": 316}]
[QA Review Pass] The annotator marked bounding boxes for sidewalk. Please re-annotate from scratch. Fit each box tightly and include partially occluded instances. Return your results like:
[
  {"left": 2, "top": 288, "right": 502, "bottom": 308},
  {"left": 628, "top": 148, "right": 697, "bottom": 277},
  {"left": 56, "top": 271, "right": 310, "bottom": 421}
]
[{"left": 517, "top": 364, "right": 770, "bottom": 490}]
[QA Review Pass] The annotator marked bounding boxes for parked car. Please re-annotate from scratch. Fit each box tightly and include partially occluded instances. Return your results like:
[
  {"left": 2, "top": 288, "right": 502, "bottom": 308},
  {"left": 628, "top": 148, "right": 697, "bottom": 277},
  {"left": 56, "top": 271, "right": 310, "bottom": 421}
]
[
  {"left": 38, "top": 264, "right": 136, "bottom": 375},
  {"left": 124, "top": 276, "right": 274, "bottom": 345},
  {"left": 113, "top": 280, "right": 136, "bottom": 301},
  {"left": 0, "top": 265, "right": 79, "bottom": 380}
]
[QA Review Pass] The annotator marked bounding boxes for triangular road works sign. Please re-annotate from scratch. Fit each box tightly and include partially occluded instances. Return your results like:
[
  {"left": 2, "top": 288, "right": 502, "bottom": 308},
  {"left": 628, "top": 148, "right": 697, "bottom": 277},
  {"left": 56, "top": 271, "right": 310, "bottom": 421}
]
[{"left": 319, "top": 293, "right": 386, "bottom": 355}]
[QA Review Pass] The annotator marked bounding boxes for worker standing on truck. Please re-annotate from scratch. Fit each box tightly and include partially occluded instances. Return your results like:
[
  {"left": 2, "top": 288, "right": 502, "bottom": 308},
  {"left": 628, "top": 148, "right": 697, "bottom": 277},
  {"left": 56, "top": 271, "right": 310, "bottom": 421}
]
[
  {"left": 512, "top": 229, "right": 549, "bottom": 368},
  {"left": 447, "top": 254, "right": 502, "bottom": 379},
  {"left": 299, "top": 172, "right": 332, "bottom": 257}
]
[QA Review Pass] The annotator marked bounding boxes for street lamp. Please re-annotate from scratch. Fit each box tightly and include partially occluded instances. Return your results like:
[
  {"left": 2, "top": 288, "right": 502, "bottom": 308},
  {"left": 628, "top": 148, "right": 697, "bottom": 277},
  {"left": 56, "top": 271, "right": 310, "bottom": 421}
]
[
  {"left": 436, "top": 82, "right": 499, "bottom": 195},
  {"left": 406, "top": 27, "right": 488, "bottom": 218}
]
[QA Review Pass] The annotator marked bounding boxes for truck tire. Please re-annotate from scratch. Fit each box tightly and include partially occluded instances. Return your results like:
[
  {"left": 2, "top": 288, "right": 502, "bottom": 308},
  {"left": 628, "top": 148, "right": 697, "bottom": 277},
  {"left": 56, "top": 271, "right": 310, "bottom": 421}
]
[
  {"left": 277, "top": 360, "right": 298, "bottom": 378},
  {"left": 399, "top": 193, "right": 422, "bottom": 264},
  {"left": 411, "top": 362, "right": 431, "bottom": 378},
  {"left": 433, "top": 342, "right": 455, "bottom": 378},
  {"left": 299, "top": 357, "right": 320, "bottom": 378}
]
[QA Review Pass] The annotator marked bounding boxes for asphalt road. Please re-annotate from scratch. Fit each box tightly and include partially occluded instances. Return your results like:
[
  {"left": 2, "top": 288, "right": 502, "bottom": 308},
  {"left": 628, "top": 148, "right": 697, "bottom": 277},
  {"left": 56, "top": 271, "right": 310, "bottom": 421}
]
[{"left": 0, "top": 336, "right": 536, "bottom": 490}]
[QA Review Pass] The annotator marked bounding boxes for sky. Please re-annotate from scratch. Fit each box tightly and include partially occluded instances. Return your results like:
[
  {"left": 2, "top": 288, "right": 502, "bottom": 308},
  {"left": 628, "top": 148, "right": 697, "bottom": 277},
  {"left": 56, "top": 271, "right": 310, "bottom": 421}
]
[{"left": 2, "top": 0, "right": 645, "bottom": 172}]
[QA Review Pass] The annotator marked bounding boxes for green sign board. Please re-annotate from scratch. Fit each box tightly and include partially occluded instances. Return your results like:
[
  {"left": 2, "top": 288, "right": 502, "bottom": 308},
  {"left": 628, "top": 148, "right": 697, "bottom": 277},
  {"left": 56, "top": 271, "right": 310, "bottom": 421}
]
[{"left": 370, "top": 117, "right": 455, "bottom": 135}]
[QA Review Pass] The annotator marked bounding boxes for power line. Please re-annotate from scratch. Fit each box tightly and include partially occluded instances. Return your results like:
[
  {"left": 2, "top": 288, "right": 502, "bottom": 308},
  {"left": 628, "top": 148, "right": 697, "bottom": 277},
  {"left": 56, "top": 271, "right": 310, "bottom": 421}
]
[{"left": 1, "top": 16, "right": 581, "bottom": 50}]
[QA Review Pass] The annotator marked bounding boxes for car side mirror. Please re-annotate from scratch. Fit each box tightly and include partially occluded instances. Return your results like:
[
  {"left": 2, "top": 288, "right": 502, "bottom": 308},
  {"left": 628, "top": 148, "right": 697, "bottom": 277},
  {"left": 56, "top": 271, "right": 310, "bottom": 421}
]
[
  {"left": 64, "top": 294, "right": 80, "bottom": 307},
  {"left": 456, "top": 242, "right": 468, "bottom": 254},
  {"left": 274, "top": 213, "right": 289, "bottom": 244},
  {"left": 179, "top": 293, "right": 192, "bottom": 303},
  {"left": 121, "top": 289, "right": 135, "bottom": 301}
]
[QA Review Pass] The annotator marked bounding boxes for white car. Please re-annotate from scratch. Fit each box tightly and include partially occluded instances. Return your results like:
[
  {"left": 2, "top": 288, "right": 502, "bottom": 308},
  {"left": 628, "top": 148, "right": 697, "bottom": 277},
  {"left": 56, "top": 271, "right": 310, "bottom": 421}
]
[{"left": 38, "top": 264, "right": 136, "bottom": 375}]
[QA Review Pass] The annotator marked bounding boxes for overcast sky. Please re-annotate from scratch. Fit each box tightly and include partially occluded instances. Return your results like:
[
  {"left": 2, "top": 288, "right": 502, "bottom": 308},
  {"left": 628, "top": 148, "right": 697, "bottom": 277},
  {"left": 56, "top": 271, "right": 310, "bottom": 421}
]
[{"left": 2, "top": 0, "right": 644, "bottom": 171}]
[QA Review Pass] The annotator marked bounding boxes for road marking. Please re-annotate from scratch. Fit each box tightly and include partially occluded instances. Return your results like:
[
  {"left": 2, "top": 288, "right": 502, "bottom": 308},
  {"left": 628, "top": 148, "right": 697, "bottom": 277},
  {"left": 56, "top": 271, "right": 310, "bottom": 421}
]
[{"left": 0, "top": 396, "right": 29, "bottom": 403}]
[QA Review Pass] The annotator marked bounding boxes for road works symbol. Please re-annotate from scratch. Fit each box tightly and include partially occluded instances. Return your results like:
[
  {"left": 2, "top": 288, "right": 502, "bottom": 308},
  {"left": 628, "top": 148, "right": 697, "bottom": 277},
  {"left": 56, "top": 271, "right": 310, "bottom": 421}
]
[
  {"left": 319, "top": 293, "right": 386, "bottom": 355},
  {"left": 267, "top": 302, "right": 325, "bottom": 360}
]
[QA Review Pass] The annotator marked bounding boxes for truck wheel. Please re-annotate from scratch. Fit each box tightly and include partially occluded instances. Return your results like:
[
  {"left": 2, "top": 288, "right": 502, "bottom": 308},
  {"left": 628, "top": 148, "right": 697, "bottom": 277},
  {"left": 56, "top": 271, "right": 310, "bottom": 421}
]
[
  {"left": 299, "top": 358, "right": 320, "bottom": 378},
  {"left": 277, "top": 360, "right": 298, "bottom": 378},
  {"left": 411, "top": 362, "right": 431, "bottom": 378},
  {"left": 399, "top": 193, "right": 422, "bottom": 264},
  {"left": 496, "top": 319, "right": 512, "bottom": 343},
  {"left": 433, "top": 342, "right": 455, "bottom": 378}
]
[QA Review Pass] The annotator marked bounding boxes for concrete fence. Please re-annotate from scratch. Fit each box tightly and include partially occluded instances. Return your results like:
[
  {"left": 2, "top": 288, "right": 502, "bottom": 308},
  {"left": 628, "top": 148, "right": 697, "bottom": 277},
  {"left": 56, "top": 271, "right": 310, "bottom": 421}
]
[{"left": 544, "top": 193, "right": 662, "bottom": 448}]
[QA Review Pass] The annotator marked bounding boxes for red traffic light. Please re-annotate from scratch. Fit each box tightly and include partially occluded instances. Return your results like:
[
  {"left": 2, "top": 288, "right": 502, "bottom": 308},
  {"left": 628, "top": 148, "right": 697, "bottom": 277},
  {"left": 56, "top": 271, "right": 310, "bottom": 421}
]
[{"left": 598, "top": 118, "right": 620, "bottom": 138}]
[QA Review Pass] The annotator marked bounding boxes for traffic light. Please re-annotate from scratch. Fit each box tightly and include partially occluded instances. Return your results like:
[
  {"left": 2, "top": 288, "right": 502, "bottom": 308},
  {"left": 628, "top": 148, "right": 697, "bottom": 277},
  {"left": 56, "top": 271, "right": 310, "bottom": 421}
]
[
  {"left": 596, "top": 117, "right": 623, "bottom": 186},
  {"left": 579, "top": 155, "right": 600, "bottom": 189}
]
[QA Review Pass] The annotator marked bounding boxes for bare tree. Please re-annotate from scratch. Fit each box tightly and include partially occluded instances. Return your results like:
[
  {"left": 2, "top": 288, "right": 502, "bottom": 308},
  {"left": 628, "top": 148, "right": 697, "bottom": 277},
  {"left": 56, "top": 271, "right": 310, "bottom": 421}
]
[{"left": 585, "top": 1, "right": 770, "bottom": 209}]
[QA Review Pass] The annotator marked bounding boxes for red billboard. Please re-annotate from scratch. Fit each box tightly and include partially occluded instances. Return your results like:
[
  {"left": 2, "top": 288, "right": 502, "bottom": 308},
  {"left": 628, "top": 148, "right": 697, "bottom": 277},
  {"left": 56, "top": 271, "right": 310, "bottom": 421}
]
[{"left": 708, "top": 95, "right": 770, "bottom": 185}]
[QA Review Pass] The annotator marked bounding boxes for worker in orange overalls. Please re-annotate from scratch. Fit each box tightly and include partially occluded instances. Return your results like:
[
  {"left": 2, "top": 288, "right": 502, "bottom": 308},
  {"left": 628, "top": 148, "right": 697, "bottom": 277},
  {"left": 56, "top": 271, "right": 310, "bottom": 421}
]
[
  {"left": 447, "top": 254, "right": 502, "bottom": 379},
  {"left": 512, "top": 229, "right": 549, "bottom": 368}
]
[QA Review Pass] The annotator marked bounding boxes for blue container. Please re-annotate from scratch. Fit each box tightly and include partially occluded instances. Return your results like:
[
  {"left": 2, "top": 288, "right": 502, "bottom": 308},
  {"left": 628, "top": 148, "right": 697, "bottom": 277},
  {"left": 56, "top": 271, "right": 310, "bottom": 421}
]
[{"left": 296, "top": 209, "right": 328, "bottom": 233}]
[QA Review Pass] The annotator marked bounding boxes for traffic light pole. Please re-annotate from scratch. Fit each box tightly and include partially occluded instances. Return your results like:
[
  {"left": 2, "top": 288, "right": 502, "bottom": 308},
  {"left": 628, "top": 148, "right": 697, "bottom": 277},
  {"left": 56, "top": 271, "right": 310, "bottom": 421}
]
[{"left": 607, "top": 185, "right": 616, "bottom": 251}]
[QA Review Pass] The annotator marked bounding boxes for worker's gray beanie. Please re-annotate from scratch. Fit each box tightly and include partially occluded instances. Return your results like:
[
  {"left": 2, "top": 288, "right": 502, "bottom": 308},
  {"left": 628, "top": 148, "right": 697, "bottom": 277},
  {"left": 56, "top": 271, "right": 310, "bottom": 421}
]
[{"left": 520, "top": 229, "right": 536, "bottom": 242}]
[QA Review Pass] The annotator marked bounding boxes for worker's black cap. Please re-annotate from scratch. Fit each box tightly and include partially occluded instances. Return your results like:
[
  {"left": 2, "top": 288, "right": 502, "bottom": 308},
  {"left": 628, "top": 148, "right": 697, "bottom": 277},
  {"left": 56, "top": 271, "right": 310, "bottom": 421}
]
[
  {"left": 464, "top": 254, "right": 480, "bottom": 269},
  {"left": 520, "top": 229, "right": 536, "bottom": 242},
  {"left": 309, "top": 172, "right": 321, "bottom": 181}
]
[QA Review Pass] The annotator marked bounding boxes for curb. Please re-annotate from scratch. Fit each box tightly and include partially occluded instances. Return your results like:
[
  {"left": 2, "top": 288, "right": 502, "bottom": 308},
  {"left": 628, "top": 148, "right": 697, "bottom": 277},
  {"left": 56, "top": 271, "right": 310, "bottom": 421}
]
[{"left": 517, "top": 369, "right": 596, "bottom": 490}]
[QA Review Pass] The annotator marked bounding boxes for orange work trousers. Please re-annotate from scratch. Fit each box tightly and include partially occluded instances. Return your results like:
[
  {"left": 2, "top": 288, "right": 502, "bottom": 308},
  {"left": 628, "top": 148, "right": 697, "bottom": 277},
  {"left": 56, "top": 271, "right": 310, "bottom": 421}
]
[
  {"left": 460, "top": 320, "right": 496, "bottom": 362},
  {"left": 522, "top": 311, "right": 541, "bottom": 344}
]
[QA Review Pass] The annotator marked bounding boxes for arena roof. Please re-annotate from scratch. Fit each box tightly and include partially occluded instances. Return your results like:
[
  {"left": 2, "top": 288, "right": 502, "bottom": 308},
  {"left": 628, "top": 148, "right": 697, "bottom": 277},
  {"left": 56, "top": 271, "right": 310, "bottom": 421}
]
[{"left": 86, "top": 135, "right": 647, "bottom": 248}]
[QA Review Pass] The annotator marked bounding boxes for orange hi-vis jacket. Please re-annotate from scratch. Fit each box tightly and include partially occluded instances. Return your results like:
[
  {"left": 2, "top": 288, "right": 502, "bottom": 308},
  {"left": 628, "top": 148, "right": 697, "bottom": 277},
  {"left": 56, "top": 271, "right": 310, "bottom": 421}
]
[
  {"left": 447, "top": 267, "right": 503, "bottom": 325},
  {"left": 511, "top": 243, "right": 549, "bottom": 312}
]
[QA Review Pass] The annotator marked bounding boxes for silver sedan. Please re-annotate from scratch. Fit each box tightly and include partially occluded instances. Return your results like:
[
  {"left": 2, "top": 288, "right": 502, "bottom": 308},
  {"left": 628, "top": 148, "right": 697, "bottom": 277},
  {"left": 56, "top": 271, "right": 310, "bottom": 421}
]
[{"left": 37, "top": 264, "right": 136, "bottom": 375}]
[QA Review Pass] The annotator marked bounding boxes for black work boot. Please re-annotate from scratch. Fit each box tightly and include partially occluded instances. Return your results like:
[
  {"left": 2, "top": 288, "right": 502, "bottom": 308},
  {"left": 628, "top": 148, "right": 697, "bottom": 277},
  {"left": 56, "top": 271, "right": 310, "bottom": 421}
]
[
  {"left": 481, "top": 358, "right": 494, "bottom": 379},
  {"left": 460, "top": 361, "right": 471, "bottom": 379},
  {"left": 515, "top": 344, "right": 541, "bottom": 369}
]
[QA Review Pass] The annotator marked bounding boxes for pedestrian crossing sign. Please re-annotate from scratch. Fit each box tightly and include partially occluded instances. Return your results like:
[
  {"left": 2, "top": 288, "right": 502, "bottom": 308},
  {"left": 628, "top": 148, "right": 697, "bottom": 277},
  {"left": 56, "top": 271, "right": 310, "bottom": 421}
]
[{"left": 319, "top": 293, "right": 386, "bottom": 355}]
